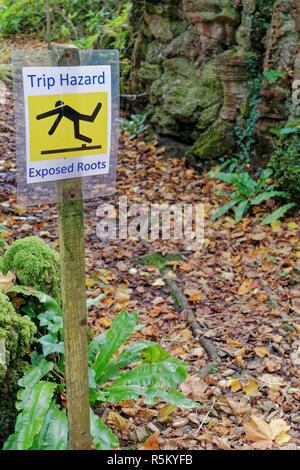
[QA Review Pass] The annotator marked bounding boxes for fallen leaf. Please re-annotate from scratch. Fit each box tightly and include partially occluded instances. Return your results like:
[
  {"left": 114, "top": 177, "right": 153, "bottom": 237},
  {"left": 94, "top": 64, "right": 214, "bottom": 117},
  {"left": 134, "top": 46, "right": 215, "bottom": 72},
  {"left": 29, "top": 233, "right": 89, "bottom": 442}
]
[
  {"left": 254, "top": 346, "right": 270, "bottom": 358},
  {"left": 230, "top": 340, "right": 242, "bottom": 348},
  {"left": 116, "top": 261, "right": 128, "bottom": 272},
  {"left": 106, "top": 411, "right": 131, "bottom": 431},
  {"left": 169, "top": 345, "right": 186, "bottom": 356},
  {"left": 231, "top": 379, "right": 242, "bottom": 392},
  {"left": 190, "top": 347, "right": 204, "bottom": 357},
  {"left": 250, "top": 233, "right": 266, "bottom": 241},
  {"left": 14, "top": 205, "right": 28, "bottom": 215},
  {"left": 179, "top": 375, "right": 208, "bottom": 401},
  {"left": 287, "top": 222, "right": 298, "bottom": 230},
  {"left": 99, "top": 317, "right": 112, "bottom": 328},
  {"left": 114, "top": 286, "right": 131, "bottom": 305},
  {"left": 244, "top": 415, "right": 291, "bottom": 448},
  {"left": 259, "top": 374, "right": 286, "bottom": 390},
  {"left": 264, "top": 357, "right": 281, "bottom": 372},
  {"left": 149, "top": 305, "right": 166, "bottom": 318},
  {"left": 158, "top": 404, "right": 176, "bottom": 423},
  {"left": 224, "top": 397, "right": 249, "bottom": 416},
  {"left": 293, "top": 323, "right": 300, "bottom": 333},
  {"left": 213, "top": 436, "right": 232, "bottom": 450},
  {"left": 188, "top": 293, "right": 203, "bottom": 302},
  {"left": 271, "top": 220, "right": 281, "bottom": 229},
  {"left": 0, "top": 270, "right": 15, "bottom": 291},
  {"left": 86, "top": 278, "right": 94, "bottom": 288},
  {"left": 238, "top": 280, "right": 252, "bottom": 295},
  {"left": 139, "top": 432, "right": 159, "bottom": 450},
  {"left": 243, "top": 379, "right": 258, "bottom": 397},
  {"left": 152, "top": 278, "right": 165, "bottom": 287}
]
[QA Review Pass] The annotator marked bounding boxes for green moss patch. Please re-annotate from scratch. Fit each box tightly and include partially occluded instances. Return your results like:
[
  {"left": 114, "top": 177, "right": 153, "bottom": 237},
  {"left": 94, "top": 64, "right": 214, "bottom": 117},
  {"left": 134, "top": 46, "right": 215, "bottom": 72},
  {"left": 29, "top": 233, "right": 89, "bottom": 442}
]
[
  {"left": 0, "top": 292, "right": 36, "bottom": 446},
  {"left": 1, "top": 236, "right": 61, "bottom": 304},
  {"left": 131, "top": 252, "right": 182, "bottom": 272}
]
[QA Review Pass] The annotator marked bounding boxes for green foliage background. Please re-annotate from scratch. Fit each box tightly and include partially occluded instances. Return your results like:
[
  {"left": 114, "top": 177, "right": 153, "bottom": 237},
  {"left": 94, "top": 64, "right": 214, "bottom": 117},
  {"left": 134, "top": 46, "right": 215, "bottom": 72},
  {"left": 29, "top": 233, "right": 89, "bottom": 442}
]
[{"left": 0, "top": 0, "right": 130, "bottom": 56}]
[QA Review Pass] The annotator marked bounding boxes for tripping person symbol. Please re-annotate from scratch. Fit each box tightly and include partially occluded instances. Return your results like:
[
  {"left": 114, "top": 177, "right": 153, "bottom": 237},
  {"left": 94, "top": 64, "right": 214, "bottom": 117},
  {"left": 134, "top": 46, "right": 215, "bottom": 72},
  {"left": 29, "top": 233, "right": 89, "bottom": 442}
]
[{"left": 36, "top": 101, "right": 102, "bottom": 144}]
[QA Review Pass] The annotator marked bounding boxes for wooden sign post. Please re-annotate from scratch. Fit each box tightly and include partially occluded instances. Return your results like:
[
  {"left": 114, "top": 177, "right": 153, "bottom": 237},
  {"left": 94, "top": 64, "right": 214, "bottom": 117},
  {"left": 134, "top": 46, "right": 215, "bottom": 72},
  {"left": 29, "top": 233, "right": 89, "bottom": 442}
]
[
  {"left": 55, "top": 45, "right": 91, "bottom": 450},
  {"left": 13, "top": 44, "right": 118, "bottom": 449}
]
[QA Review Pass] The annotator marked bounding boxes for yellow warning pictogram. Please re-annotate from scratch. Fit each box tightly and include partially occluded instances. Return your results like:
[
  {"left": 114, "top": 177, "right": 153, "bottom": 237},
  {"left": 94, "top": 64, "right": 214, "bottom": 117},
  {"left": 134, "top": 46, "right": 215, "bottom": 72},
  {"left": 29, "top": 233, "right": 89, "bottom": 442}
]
[{"left": 28, "top": 91, "right": 108, "bottom": 162}]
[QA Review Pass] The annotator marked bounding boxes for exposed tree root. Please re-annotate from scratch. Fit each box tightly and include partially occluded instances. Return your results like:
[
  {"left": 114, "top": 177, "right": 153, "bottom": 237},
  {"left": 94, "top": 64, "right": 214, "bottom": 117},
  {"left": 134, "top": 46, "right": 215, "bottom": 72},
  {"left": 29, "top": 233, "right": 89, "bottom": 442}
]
[{"left": 165, "top": 278, "right": 221, "bottom": 363}]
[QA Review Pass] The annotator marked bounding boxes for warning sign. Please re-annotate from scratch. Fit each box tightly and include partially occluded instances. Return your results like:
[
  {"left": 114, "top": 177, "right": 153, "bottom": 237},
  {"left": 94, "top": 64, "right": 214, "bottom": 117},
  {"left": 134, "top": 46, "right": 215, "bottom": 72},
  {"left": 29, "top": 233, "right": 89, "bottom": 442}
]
[{"left": 23, "top": 65, "right": 111, "bottom": 183}]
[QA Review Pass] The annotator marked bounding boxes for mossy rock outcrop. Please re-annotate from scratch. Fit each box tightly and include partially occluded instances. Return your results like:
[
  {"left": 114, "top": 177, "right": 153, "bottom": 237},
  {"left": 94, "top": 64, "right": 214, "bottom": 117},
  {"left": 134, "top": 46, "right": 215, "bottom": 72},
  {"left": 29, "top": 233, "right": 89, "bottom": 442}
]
[
  {"left": 0, "top": 292, "right": 36, "bottom": 446},
  {"left": 187, "top": 120, "right": 236, "bottom": 168},
  {"left": 124, "top": 0, "right": 299, "bottom": 168},
  {"left": 0, "top": 236, "right": 61, "bottom": 304}
]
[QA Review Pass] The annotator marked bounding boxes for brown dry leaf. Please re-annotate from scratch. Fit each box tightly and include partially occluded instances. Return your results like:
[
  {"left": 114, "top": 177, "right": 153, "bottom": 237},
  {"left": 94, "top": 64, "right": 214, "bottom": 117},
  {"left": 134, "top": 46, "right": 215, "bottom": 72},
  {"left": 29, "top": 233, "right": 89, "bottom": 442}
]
[
  {"left": 139, "top": 432, "right": 159, "bottom": 450},
  {"left": 183, "top": 288, "right": 202, "bottom": 298},
  {"left": 268, "top": 389, "right": 280, "bottom": 401},
  {"left": 149, "top": 305, "right": 166, "bottom": 318},
  {"left": 255, "top": 346, "right": 270, "bottom": 358},
  {"left": 244, "top": 415, "right": 291, "bottom": 448},
  {"left": 213, "top": 436, "right": 232, "bottom": 450},
  {"left": 238, "top": 279, "right": 252, "bottom": 295},
  {"left": 117, "top": 400, "right": 135, "bottom": 408},
  {"left": 264, "top": 357, "right": 281, "bottom": 372},
  {"left": 14, "top": 205, "right": 28, "bottom": 215},
  {"left": 99, "top": 317, "right": 112, "bottom": 328},
  {"left": 188, "top": 293, "right": 203, "bottom": 302},
  {"left": 291, "top": 297, "right": 300, "bottom": 314},
  {"left": 231, "top": 379, "right": 242, "bottom": 393},
  {"left": 169, "top": 345, "right": 186, "bottom": 356},
  {"left": 217, "top": 395, "right": 249, "bottom": 416},
  {"left": 158, "top": 404, "right": 176, "bottom": 423},
  {"left": 250, "top": 232, "right": 266, "bottom": 241},
  {"left": 101, "top": 298, "right": 114, "bottom": 309},
  {"left": 152, "top": 296, "right": 164, "bottom": 305},
  {"left": 0, "top": 270, "right": 15, "bottom": 291},
  {"left": 293, "top": 323, "right": 300, "bottom": 333},
  {"left": 116, "top": 261, "right": 128, "bottom": 272},
  {"left": 114, "top": 286, "right": 131, "bottom": 305},
  {"left": 179, "top": 375, "right": 208, "bottom": 401},
  {"left": 243, "top": 379, "right": 258, "bottom": 397},
  {"left": 259, "top": 374, "right": 286, "bottom": 390},
  {"left": 226, "top": 397, "right": 249, "bottom": 416},
  {"left": 191, "top": 347, "right": 204, "bottom": 357},
  {"left": 121, "top": 407, "right": 136, "bottom": 417},
  {"left": 234, "top": 348, "right": 245, "bottom": 366},
  {"left": 142, "top": 324, "right": 157, "bottom": 337},
  {"left": 178, "top": 261, "right": 194, "bottom": 272},
  {"left": 261, "top": 260, "right": 275, "bottom": 272},
  {"left": 106, "top": 411, "right": 131, "bottom": 431}
]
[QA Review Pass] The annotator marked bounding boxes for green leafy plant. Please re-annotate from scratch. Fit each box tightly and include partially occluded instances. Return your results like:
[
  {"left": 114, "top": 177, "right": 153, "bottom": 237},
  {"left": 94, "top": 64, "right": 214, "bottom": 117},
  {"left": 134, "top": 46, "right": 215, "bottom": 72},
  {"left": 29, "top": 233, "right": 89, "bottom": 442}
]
[
  {"left": 0, "top": 0, "right": 131, "bottom": 48},
  {"left": 263, "top": 69, "right": 285, "bottom": 84},
  {"left": 118, "top": 112, "right": 149, "bottom": 140},
  {"left": 269, "top": 123, "right": 300, "bottom": 203},
  {"left": 3, "top": 288, "right": 196, "bottom": 450},
  {"left": 210, "top": 168, "right": 294, "bottom": 224},
  {"left": 230, "top": 56, "right": 263, "bottom": 170}
]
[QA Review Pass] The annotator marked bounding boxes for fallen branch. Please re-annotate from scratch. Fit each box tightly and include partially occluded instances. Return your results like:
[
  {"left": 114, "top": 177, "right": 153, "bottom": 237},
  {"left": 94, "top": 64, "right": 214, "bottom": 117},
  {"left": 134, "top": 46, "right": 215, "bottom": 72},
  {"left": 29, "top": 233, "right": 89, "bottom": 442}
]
[{"left": 165, "top": 278, "right": 221, "bottom": 363}]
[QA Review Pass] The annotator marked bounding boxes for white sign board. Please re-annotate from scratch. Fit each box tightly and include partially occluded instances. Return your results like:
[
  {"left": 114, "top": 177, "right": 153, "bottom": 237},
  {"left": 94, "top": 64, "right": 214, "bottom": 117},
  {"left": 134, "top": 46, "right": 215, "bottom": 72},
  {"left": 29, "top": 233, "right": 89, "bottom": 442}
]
[{"left": 23, "top": 65, "right": 111, "bottom": 184}]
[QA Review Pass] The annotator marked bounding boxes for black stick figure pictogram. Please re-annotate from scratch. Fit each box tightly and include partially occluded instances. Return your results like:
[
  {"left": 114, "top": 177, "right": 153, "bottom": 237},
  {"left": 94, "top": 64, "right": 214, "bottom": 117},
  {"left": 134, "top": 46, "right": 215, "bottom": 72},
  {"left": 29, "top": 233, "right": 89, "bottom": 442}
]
[{"left": 36, "top": 101, "right": 102, "bottom": 143}]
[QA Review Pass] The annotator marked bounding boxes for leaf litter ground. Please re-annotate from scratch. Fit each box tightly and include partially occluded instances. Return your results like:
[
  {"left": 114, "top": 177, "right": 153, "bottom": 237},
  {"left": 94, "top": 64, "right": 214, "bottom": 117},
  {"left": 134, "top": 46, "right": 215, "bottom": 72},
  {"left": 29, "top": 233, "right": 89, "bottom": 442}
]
[{"left": 1, "top": 56, "right": 300, "bottom": 450}]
